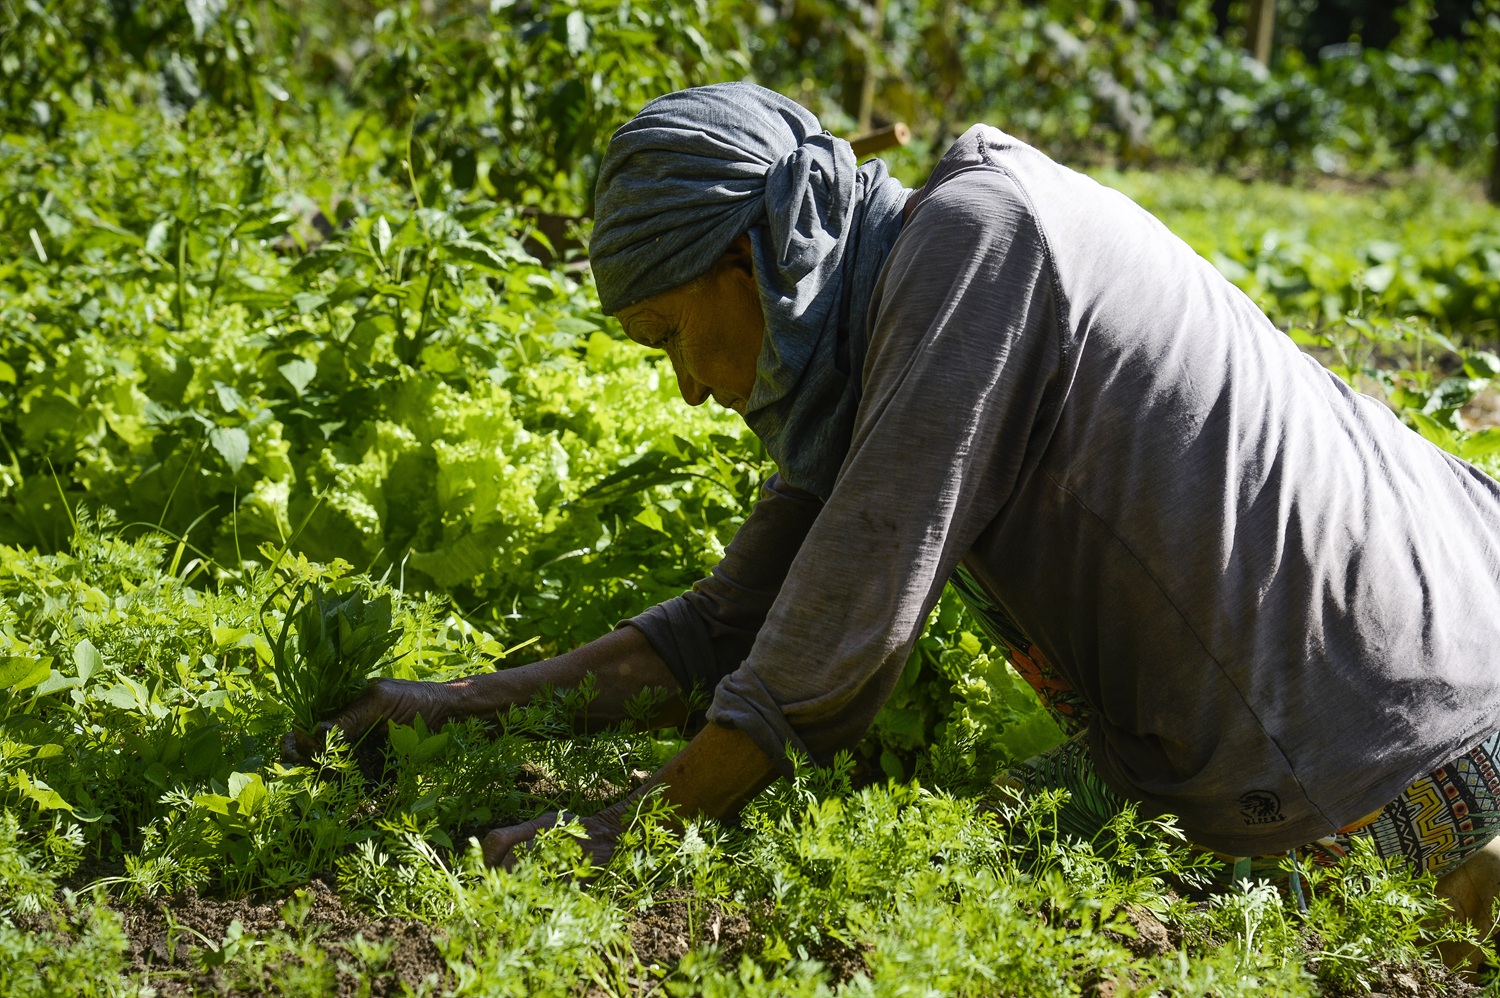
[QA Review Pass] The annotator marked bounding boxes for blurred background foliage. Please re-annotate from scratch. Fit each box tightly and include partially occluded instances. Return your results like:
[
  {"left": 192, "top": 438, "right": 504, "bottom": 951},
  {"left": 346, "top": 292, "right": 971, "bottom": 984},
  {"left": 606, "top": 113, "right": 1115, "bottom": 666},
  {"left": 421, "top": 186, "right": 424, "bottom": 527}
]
[{"left": 4, "top": 0, "right": 1497, "bottom": 208}]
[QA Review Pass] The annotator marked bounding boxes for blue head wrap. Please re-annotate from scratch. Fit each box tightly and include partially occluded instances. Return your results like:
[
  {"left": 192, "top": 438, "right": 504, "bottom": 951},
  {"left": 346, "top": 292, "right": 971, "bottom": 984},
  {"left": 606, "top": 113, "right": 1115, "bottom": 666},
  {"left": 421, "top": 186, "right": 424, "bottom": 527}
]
[{"left": 591, "top": 82, "right": 909, "bottom": 499}]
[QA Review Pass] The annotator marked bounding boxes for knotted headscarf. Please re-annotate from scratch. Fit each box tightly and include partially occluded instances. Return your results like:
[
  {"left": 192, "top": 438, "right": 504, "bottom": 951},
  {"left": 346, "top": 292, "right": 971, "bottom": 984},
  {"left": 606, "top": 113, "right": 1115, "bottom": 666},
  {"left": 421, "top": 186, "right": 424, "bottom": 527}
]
[{"left": 591, "top": 82, "right": 909, "bottom": 499}]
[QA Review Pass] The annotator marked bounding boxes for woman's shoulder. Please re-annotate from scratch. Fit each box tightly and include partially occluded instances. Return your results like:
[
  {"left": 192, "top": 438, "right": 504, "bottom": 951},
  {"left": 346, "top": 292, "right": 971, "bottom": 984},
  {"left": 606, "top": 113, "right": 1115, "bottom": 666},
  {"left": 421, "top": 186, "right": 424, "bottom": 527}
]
[
  {"left": 897, "top": 131, "right": 1045, "bottom": 263},
  {"left": 905, "top": 123, "right": 1095, "bottom": 239}
]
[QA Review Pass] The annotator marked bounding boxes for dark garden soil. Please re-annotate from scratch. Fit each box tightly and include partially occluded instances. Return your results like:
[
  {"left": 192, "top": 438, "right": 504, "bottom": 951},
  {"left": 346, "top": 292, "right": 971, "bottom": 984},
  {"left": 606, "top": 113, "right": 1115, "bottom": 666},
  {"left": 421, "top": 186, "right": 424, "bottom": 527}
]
[
  {"left": 619, "top": 888, "right": 869, "bottom": 986},
  {"left": 116, "top": 878, "right": 448, "bottom": 998}
]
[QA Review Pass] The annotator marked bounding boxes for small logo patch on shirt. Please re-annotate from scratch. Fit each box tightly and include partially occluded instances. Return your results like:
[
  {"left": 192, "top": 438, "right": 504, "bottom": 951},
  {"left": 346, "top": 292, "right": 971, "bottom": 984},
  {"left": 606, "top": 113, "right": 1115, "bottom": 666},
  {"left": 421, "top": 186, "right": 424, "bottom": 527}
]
[{"left": 1238, "top": 790, "right": 1285, "bottom": 825}]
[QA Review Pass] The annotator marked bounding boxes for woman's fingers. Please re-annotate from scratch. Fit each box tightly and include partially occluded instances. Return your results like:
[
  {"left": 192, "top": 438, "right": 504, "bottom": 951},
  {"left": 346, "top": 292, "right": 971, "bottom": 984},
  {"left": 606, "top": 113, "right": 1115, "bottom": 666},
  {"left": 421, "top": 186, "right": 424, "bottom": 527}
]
[
  {"left": 481, "top": 811, "right": 624, "bottom": 873},
  {"left": 280, "top": 728, "right": 319, "bottom": 764},
  {"left": 280, "top": 678, "right": 453, "bottom": 764},
  {"left": 482, "top": 814, "right": 555, "bottom": 869}
]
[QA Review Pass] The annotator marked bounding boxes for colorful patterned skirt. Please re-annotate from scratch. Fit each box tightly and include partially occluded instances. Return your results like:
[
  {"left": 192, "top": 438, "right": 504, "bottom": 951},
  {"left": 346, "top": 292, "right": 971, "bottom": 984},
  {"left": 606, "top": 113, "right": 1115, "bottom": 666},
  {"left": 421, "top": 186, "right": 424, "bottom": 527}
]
[{"left": 950, "top": 565, "right": 1500, "bottom": 882}]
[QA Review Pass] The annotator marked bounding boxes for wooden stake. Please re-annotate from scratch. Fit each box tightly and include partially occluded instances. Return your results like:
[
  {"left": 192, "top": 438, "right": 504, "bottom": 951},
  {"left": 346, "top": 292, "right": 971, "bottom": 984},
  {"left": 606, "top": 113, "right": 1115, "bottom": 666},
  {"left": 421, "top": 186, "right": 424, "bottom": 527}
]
[
  {"left": 1246, "top": 0, "right": 1276, "bottom": 65},
  {"left": 848, "top": 122, "right": 911, "bottom": 159}
]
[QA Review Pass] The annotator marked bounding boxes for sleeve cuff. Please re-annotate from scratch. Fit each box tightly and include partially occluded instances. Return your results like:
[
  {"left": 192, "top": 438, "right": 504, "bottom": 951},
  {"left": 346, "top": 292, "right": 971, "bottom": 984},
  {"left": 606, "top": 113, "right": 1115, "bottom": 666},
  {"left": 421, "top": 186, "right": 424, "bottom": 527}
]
[{"left": 706, "top": 664, "right": 818, "bottom": 780}]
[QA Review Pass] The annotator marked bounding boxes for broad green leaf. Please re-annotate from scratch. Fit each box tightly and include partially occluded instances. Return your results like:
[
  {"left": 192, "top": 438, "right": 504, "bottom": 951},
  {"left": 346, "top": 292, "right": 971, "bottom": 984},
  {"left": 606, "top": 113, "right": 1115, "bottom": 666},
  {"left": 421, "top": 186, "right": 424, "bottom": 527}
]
[
  {"left": 74, "top": 638, "right": 102, "bottom": 684},
  {"left": 1465, "top": 352, "right": 1500, "bottom": 380},
  {"left": 99, "top": 677, "right": 161, "bottom": 717},
  {"left": 290, "top": 244, "right": 344, "bottom": 276},
  {"left": 145, "top": 218, "right": 171, "bottom": 256},
  {"left": 563, "top": 9, "right": 589, "bottom": 55},
  {"left": 1407, "top": 411, "right": 1458, "bottom": 453},
  {"left": 214, "top": 382, "right": 245, "bottom": 413},
  {"left": 36, "top": 670, "right": 83, "bottom": 696},
  {"left": 279, "top": 357, "right": 317, "bottom": 395},
  {"left": 98, "top": 682, "right": 143, "bottom": 711},
  {"left": 553, "top": 316, "right": 599, "bottom": 335},
  {"left": 228, "top": 772, "right": 267, "bottom": 816},
  {"left": 388, "top": 722, "right": 419, "bottom": 755},
  {"left": 0, "top": 656, "right": 50, "bottom": 690},
  {"left": 210, "top": 426, "right": 250, "bottom": 471},
  {"left": 213, "top": 625, "right": 259, "bottom": 649},
  {"left": 193, "top": 792, "right": 234, "bottom": 815},
  {"left": 633, "top": 506, "right": 666, "bottom": 534},
  {"left": 1362, "top": 263, "right": 1397, "bottom": 294},
  {"left": 15, "top": 771, "right": 72, "bottom": 812},
  {"left": 291, "top": 292, "right": 329, "bottom": 315},
  {"left": 236, "top": 206, "right": 294, "bottom": 237},
  {"left": 444, "top": 239, "right": 508, "bottom": 272},
  {"left": 412, "top": 730, "right": 450, "bottom": 763}
]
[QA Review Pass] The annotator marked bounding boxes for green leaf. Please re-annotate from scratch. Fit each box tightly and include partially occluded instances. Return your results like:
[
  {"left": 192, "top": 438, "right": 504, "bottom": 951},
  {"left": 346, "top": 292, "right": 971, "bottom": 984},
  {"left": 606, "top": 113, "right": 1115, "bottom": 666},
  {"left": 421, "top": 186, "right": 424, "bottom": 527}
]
[
  {"left": 388, "top": 722, "right": 419, "bottom": 755},
  {"left": 228, "top": 772, "right": 267, "bottom": 816},
  {"left": 145, "top": 218, "right": 171, "bottom": 256},
  {"left": 1465, "top": 351, "right": 1500, "bottom": 380},
  {"left": 214, "top": 382, "right": 245, "bottom": 413},
  {"left": 0, "top": 656, "right": 51, "bottom": 691},
  {"left": 373, "top": 216, "right": 392, "bottom": 259},
  {"left": 291, "top": 292, "right": 329, "bottom": 315},
  {"left": 553, "top": 316, "right": 599, "bottom": 335},
  {"left": 74, "top": 638, "right": 102, "bottom": 684},
  {"left": 210, "top": 426, "right": 250, "bottom": 471},
  {"left": 14, "top": 770, "right": 72, "bottom": 812},
  {"left": 1407, "top": 411, "right": 1458, "bottom": 453},
  {"left": 1362, "top": 263, "right": 1397, "bottom": 294},
  {"left": 413, "top": 730, "right": 450, "bottom": 763},
  {"left": 563, "top": 9, "right": 589, "bottom": 55},
  {"left": 98, "top": 682, "right": 142, "bottom": 711},
  {"left": 291, "top": 244, "right": 344, "bottom": 276},
  {"left": 444, "top": 239, "right": 508, "bottom": 272},
  {"left": 193, "top": 792, "right": 234, "bottom": 815},
  {"left": 35, "top": 670, "right": 83, "bottom": 696},
  {"left": 1458, "top": 428, "right": 1500, "bottom": 460},
  {"left": 279, "top": 357, "right": 317, "bottom": 395},
  {"left": 102, "top": 676, "right": 162, "bottom": 717},
  {"left": 633, "top": 506, "right": 666, "bottom": 534}
]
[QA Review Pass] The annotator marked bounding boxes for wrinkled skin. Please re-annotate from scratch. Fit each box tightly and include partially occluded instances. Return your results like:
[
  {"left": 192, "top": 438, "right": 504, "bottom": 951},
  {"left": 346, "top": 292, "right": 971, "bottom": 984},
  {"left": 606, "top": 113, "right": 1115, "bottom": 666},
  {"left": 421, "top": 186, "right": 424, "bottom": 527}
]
[
  {"left": 280, "top": 677, "right": 460, "bottom": 763},
  {"left": 481, "top": 803, "right": 632, "bottom": 872}
]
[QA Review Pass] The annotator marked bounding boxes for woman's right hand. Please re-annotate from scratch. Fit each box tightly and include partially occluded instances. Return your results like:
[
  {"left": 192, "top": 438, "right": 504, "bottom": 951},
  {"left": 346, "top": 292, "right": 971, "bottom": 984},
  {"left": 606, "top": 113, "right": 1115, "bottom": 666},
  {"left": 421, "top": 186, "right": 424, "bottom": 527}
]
[{"left": 280, "top": 677, "right": 462, "bottom": 764}]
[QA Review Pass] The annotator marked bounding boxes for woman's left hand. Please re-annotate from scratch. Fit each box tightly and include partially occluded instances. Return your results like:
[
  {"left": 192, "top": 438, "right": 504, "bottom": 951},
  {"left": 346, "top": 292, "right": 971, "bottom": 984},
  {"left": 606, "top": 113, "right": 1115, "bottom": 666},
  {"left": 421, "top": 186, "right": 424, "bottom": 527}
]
[
  {"left": 483, "top": 721, "right": 778, "bottom": 872},
  {"left": 481, "top": 803, "right": 629, "bottom": 872}
]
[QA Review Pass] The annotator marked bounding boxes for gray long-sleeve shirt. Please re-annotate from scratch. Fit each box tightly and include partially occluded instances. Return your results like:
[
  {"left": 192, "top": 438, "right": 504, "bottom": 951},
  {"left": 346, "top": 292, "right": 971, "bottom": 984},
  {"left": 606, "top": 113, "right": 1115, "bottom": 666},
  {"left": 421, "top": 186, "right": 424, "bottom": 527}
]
[{"left": 628, "top": 125, "right": 1500, "bottom": 856}]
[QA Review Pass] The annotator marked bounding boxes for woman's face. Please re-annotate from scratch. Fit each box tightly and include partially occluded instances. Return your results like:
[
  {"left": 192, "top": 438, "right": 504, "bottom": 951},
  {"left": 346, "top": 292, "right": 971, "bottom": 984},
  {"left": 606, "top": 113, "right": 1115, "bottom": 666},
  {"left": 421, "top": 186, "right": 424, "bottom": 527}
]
[{"left": 614, "top": 234, "right": 765, "bottom": 414}]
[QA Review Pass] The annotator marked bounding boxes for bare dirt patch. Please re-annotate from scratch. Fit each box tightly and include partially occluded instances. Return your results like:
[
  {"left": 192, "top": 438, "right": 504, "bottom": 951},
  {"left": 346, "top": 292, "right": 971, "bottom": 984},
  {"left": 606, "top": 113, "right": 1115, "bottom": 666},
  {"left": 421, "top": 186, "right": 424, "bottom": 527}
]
[{"left": 118, "top": 878, "right": 447, "bottom": 997}]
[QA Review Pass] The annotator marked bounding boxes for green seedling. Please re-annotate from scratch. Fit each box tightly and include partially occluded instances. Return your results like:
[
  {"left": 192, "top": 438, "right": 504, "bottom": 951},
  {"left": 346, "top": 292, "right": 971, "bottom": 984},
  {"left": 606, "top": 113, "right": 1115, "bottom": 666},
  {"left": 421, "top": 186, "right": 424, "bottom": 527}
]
[{"left": 260, "top": 581, "right": 404, "bottom": 737}]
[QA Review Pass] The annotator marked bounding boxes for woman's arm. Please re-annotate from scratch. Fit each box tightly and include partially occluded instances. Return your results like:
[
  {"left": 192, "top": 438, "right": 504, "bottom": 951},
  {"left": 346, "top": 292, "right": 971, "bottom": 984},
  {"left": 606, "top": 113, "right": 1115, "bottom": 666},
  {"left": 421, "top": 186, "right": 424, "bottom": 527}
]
[
  {"left": 283, "top": 475, "right": 821, "bottom": 761},
  {"left": 281, "top": 626, "right": 687, "bottom": 761},
  {"left": 625, "top": 473, "right": 824, "bottom": 696}
]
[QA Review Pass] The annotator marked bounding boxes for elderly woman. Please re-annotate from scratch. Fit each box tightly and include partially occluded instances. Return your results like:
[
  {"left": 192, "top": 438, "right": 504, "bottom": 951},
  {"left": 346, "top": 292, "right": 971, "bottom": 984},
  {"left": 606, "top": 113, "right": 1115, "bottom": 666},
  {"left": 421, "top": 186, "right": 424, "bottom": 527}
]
[{"left": 307, "top": 83, "right": 1500, "bottom": 940}]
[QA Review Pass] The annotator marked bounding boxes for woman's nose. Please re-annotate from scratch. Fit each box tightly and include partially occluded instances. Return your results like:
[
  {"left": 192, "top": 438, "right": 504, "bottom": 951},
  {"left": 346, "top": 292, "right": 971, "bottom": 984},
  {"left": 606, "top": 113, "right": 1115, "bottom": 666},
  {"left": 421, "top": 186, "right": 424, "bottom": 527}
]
[{"left": 673, "top": 361, "right": 710, "bottom": 406}]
